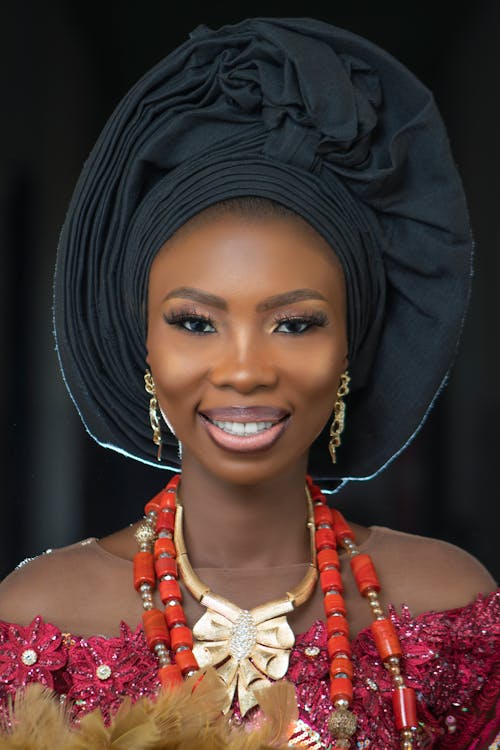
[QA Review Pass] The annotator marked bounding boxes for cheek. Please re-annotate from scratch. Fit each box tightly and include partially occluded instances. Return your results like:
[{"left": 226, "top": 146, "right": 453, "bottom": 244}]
[
  {"left": 285, "top": 344, "right": 347, "bottom": 427},
  {"left": 146, "top": 327, "right": 208, "bottom": 414}
]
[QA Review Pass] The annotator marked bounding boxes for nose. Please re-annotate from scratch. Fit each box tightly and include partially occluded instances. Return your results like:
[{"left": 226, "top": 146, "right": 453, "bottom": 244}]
[{"left": 209, "top": 332, "right": 278, "bottom": 394}]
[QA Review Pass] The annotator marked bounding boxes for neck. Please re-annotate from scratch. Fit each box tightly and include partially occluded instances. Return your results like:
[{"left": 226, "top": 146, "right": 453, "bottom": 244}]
[{"left": 178, "top": 456, "right": 311, "bottom": 570}]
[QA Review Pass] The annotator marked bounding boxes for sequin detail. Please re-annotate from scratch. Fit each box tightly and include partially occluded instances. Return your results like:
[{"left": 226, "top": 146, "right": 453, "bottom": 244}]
[
  {"left": 488, "top": 730, "right": 500, "bottom": 749},
  {"left": 0, "top": 592, "right": 498, "bottom": 747},
  {"left": 0, "top": 618, "right": 66, "bottom": 689}
]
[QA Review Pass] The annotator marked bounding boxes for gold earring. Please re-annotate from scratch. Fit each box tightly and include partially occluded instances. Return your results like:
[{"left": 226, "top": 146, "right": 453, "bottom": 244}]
[
  {"left": 329, "top": 371, "right": 350, "bottom": 464},
  {"left": 144, "top": 369, "right": 162, "bottom": 461}
]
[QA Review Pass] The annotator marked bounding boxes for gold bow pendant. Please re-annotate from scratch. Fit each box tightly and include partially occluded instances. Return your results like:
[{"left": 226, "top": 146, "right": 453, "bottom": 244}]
[{"left": 192, "top": 592, "right": 295, "bottom": 716}]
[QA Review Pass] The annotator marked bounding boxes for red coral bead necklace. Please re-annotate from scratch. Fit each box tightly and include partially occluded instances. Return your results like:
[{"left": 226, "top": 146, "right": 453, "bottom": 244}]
[{"left": 134, "top": 474, "right": 418, "bottom": 749}]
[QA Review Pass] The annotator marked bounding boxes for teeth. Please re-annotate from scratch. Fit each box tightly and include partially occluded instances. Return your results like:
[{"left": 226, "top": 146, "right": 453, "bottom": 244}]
[{"left": 212, "top": 420, "right": 275, "bottom": 436}]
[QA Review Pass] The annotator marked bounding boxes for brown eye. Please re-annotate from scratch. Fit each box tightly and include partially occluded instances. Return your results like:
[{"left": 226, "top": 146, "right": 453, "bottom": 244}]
[
  {"left": 273, "top": 312, "right": 328, "bottom": 335},
  {"left": 163, "top": 312, "right": 216, "bottom": 334},
  {"left": 275, "top": 318, "right": 311, "bottom": 334}
]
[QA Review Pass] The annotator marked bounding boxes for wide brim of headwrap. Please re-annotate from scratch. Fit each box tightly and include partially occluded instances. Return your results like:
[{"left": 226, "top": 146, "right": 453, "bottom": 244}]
[{"left": 53, "top": 17, "right": 472, "bottom": 489}]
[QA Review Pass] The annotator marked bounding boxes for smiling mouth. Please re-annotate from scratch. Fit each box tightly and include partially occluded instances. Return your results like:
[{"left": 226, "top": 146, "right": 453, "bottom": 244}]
[
  {"left": 198, "top": 410, "right": 290, "bottom": 452},
  {"left": 209, "top": 419, "right": 276, "bottom": 436}
]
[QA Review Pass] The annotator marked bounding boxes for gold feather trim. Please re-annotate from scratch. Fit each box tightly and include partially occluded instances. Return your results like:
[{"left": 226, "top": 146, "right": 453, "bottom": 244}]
[
  {"left": 0, "top": 670, "right": 300, "bottom": 750},
  {"left": 253, "top": 681, "right": 299, "bottom": 747}
]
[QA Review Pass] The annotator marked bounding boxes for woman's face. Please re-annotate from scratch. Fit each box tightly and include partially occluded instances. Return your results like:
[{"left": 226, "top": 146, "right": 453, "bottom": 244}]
[{"left": 146, "top": 212, "right": 348, "bottom": 486}]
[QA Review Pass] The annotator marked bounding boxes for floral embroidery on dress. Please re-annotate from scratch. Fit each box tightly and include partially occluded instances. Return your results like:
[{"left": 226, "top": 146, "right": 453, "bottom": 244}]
[
  {"left": 0, "top": 617, "right": 66, "bottom": 690},
  {"left": 0, "top": 592, "right": 498, "bottom": 748},
  {"left": 351, "top": 594, "right": 500, "bottom": 749},
  {"left": 66, "top": 623, "right": 158, "bottom": 719}
]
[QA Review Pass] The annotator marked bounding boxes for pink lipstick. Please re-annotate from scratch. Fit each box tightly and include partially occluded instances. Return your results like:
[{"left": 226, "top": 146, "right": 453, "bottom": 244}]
[{"left": 198, "top": 406, "right": 290, "bottom": 452}]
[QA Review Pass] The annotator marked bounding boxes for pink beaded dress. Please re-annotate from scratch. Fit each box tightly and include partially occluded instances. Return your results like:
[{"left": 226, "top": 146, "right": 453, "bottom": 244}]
[{"left": 0, "top": 536, "right": 498, "bottom": 750}]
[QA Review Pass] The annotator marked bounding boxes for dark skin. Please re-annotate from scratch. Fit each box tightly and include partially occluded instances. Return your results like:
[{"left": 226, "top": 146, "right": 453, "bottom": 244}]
[
  {"left": 103, "top": 215, "right": 369, "bottom": 580},
  {"left": 0, "top": 213, "right": 494, "bottom": 746},
  {"left": 99, "top": 211, "right": 372, "bottom": 632},
  {"left": 0, "top": 210, "right": 494, "bottom": 663},
  {"left": 0, "top": 211, "right": 496, "bottom": 749},
  {"left": 143, "top": 212, "right": 360, "bottom": 572},
  {"left": 96, "top": 211, "right": 494, "bottom": 639}
]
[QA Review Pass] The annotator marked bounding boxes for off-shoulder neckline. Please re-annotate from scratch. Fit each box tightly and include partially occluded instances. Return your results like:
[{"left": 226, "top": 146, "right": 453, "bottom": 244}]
[{"left": 1, "top": 590, "right": 497, "bottom": 645}]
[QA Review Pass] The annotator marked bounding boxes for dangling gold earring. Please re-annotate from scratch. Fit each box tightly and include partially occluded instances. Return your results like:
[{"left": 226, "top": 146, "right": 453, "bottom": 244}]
[
  {"left": 329, "top": 371, "right": 350, "bottom": 464},
  {"left": 144, "top": 369, "right": 162, "bottom": 461}
]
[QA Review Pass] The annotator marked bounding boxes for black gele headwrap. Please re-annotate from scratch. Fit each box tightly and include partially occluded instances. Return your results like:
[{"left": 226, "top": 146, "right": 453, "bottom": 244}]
[{"left": 53, "top": 17, "right": 472, "bottom": 489}]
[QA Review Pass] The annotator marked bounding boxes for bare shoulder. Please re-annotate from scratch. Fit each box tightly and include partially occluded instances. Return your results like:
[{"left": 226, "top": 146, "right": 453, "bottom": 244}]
[
  {"left": 0, "top": 537, "right": 133, "bottom": 635},
  {"left": 370, "top": 526, "right": 498, "bottom": 615}
]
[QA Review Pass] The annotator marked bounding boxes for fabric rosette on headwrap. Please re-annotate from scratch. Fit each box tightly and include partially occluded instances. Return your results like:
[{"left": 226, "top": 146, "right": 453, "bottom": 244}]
[{"left": 54, "top": 17, "right": 472, "bottom": 487}]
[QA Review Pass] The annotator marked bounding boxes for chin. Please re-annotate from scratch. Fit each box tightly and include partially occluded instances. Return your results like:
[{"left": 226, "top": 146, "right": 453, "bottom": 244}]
[{"left": 187, "top": 449, "right": 309, "bottom": 488}]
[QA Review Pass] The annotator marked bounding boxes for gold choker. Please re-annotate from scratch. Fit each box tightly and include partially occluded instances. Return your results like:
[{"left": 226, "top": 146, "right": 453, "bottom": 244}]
[{"left": 174, "top": 490, "right": 318, "bottom": 715}]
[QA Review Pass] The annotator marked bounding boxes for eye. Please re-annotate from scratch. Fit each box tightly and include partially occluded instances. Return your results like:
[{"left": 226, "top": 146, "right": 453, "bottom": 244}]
[
  {"left": 273, "top": 312, "right": 328, "bottom": 335},
  {"left": 275, "top": 318, "right": 311, "bottom": 334},
  {"left": 163, "top": 312, "right": 216, "bottom": 335}
]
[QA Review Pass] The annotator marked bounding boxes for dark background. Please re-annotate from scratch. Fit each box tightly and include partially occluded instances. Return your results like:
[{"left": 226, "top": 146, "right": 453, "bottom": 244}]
[{"left": 1, "top": 2, "right": 499, "bottom": 582}]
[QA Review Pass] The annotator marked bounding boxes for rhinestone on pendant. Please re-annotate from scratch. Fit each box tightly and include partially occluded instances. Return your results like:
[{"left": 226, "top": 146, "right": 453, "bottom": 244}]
[
  {"left": 21, "top": 648, "right": 38, "bottom": 666},
  {"left": 229, "top": 610, "right": 257, "bottom": 661}
]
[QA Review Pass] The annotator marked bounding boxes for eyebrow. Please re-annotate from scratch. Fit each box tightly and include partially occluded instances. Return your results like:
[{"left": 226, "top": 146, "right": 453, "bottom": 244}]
[
  {"left": 162, "top": 287, "right": 328, "bottom": 311},
  {"left": 256, "top": 289, "right": 327, "bottom": 312},
  {"left": 163, "top": 287, "right": 227, "bottom": 309}
]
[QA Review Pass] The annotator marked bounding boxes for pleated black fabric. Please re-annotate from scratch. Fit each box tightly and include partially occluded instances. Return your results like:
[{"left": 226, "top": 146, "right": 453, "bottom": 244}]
[{"left": 53, "top": 17, "right": 473, "bottom": 487}]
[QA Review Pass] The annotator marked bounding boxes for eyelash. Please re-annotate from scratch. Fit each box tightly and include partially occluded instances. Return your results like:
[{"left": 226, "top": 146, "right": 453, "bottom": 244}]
[
  {"left": 163, "top": 309, "right": 216, "bottom": 335},
  {"left": 272, "top": 311, "right": 328, "bottom": 334},
  {"left": 163, "top": 309, "right": 328, "bottom": 335}
]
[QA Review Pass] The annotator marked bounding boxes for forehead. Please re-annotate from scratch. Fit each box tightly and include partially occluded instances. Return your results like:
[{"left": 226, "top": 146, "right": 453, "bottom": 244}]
[{"left": 149, "top": 213, "right": 345, "bottom": 301}]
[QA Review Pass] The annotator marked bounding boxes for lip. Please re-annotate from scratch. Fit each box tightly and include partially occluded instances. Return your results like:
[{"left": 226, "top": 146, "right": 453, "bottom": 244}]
[
  {"left": 200, "top": 406, "right": 289, "bottom": 422},
  {"left": 198, "top": 412, "right": 291, "bottom": 453}
]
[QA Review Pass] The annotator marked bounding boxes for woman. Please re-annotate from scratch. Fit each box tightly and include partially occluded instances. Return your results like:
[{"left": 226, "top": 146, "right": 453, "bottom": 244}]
[{"left": 0, "top": 17, "right": 498, "bottom": 750}]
